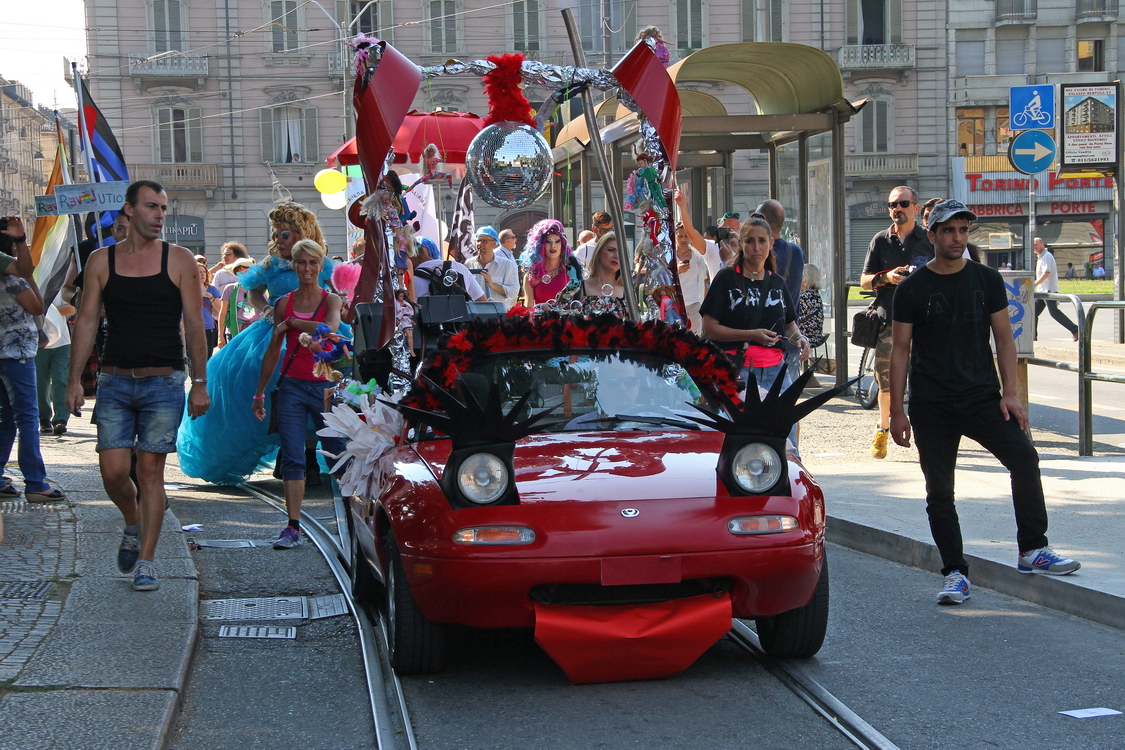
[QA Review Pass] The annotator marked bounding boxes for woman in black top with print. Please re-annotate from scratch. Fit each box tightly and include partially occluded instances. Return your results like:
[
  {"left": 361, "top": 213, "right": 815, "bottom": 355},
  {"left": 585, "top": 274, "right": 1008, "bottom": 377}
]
[{"left": 700, "top": 216, "right": 810, "bottom": 391}]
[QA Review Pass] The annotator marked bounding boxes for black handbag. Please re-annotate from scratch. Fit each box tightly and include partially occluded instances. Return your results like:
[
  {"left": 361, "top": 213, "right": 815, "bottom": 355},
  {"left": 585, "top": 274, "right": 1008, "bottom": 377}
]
[
  {"left": 266, "top": 293, "right": 327, "bottom": 435},
  {"left": 850, "top": 305, "right": 884, "bottom": 349}
]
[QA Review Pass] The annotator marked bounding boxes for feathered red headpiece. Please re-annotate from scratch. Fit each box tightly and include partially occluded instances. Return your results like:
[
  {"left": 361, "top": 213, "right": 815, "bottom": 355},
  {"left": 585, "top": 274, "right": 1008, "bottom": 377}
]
[{"left": 482, "top": 53, "right": 536, "bottom": 127}]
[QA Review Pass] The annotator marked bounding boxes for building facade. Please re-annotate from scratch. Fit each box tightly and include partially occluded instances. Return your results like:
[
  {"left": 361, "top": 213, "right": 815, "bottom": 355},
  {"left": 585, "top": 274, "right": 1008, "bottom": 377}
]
[{"left": 0, "top": 79, "right": 51, "bottom": 224}]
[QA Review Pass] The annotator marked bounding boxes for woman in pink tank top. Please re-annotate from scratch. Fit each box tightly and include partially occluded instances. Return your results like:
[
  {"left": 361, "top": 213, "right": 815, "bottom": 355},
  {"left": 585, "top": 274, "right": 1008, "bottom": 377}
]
[{"left": 252, "top": 239, "right": 347, "bottom": 549}]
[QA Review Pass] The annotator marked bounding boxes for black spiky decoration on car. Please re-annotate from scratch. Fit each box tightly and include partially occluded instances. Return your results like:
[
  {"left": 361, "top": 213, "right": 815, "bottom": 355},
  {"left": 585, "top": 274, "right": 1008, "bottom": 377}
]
[
  {"left": 381, "top": 373, "right": 560, "bottom": 450},
  {"left": 684, "top": 362, "right": 858, "bottom": 439}
]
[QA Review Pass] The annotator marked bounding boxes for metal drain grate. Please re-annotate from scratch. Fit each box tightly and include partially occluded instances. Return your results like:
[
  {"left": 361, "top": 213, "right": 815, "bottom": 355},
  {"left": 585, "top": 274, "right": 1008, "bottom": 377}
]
[
  {"left": 307, "top": 594, "right": 349, "bottom": 620},
  {"left": 192, "top": 539, "right": 256, "bottom": 548},
  {"left": 0, "top": 501, "right": 57, "bottom": 513},
  {"left": 0, "top": 581, "right": 55, "bottom": 600},
  {"left": 218, "top": 625, "right": 297, "bottom": 639},
  {"left": 201, "top": 596, "right": 308, "bottom": 621}
]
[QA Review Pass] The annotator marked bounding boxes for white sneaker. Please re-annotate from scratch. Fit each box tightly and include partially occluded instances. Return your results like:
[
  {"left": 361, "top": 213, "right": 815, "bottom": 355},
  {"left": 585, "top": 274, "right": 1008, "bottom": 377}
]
[
  {"left": 1017, "top": 547, "right": 1080, "bottom": 576},
  {"left": 937, "top": 572, "right": 970, "bottom": 605}
]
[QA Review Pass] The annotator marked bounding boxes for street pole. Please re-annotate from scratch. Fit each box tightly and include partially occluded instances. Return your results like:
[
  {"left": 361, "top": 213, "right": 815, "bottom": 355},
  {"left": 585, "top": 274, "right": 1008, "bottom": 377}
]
[{"left": 1116, "top": 80, "right": 1124, "bottom": 344}]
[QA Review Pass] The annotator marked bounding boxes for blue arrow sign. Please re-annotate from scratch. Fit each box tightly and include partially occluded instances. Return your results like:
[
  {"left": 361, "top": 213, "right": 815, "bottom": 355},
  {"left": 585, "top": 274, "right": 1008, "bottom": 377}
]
[
  {"left": 1008, "top": 129, "right": 1057, "bottom": 174},
  {"left": 1010, "top": 85, "right": 1055, "bottom": 130}
]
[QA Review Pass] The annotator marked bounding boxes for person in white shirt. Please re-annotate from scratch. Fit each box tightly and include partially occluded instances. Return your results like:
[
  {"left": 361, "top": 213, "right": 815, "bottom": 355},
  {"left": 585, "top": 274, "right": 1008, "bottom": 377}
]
[
  {"left": 573, "top": 211, "right": 614, "bottom": 269},
  {"left": 464, "top": 227, "right": 520, "bottom": 309},
  {"left": 411, "top": 236, "right": 486, "bottom": 300},
  {"left": 671, "top": 191, "right": 709, "bottom": 331},
  {"left": 495, "top": 228, "right": 517, "bottom": 262},
  {"left": 1032, "top": 237, "right": 1078, "bottom": 341}
]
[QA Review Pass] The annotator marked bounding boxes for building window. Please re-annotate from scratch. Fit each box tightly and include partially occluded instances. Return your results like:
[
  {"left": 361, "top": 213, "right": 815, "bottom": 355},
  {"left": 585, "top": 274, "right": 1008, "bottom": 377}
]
[
  {"left": 156, "top": 106, "right": 202, "bottom": 164},
  {"left": 996, "top": 38, "right": 1025, "bottom": 75},
  {"left": 511, "top": 0, "right": 540, "bottom": 51},
  {"left": 1036, "top": 34, "right": 1066, "bottom": 73},
  {"left": 260, "top": 106, "right": 319, "bottom": 164},
  {"left": 846, "top": 0, "right": 901, "bottom": 45},
  {"left": 956, "top": 33, "right": 986, "bottom": 76},
  {"left": 996, "top": 107, "right": 1011, "bottom": 153},
  {"left": 857, "top": 99, "right": 890, "bottom": 153},
  {"left": 675, "top": 0, "right": 707, "bottom": 50},
  {"left": 428, "top": 0, "right": 458, "bottom": 54},
  {"left": 153, "top": 0, "right": 184, "bottom": 53},
  {"left": 1078, "top": 40, "right": 1105, "bottom": 71},
  {"left": 580, "top": 0, "right": 637, "bottom": 53},
  {"left": 349, "top": 0, "right": 382, "bottom": 34},
  {"left": 957, "top": 107, "right": 985, "bottom": 156},
  {"left": 271, "top": 0, "right": 300, "bottom": 52}
]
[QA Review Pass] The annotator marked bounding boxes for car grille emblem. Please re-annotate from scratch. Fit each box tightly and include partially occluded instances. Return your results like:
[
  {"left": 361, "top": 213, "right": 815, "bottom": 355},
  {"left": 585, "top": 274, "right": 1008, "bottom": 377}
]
[{"left": 621, "top": 508, "right": 640, "bottom": 518}]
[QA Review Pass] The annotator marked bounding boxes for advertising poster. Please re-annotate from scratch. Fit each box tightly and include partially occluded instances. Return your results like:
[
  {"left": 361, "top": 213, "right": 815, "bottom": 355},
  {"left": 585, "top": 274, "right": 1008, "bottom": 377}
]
[{"left": 1060, "top": 83, "right": 1119, "bottom": 171}]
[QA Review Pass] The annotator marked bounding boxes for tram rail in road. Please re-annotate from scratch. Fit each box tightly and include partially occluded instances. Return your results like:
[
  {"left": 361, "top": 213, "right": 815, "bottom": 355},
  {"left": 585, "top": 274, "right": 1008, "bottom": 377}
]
[{"left": 237, "top": 483, "right": 902, "bottom": 750}]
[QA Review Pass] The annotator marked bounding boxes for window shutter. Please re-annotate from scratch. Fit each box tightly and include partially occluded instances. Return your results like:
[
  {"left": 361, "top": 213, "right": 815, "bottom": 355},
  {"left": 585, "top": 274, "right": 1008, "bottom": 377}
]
[
  {"left": 303, "top": 107, "right": 319, "bottom": 164},
  {"left": 445, "top": 1, "right": 457, "bottom": 52},
  {"left": 996, "top": 39, "right": 1025, "bottom": 75},
  {"left": 1036, "top": 37, "right": 1065, "bottom": 74},
  {"left": 513, "top": 1, "right": 526, "bottom": 49},
  {"left": 157, "top": 108, "right": 172, "bottom": 163},
  {"left": 188, "top": 107, "right": 203, "bottom": 163},
  {"left": 168, "top": 0, "right": 183, "bottom": 51},
  {"left": 741, "top": 0, "right": 756, "bottom": 42},
  {"left": 886, "top": 0, "right": 901, "bottom": 44},
  {"left": 336, "top": 0, "right": 347, "bottom": 26},
  {"left": 957, "top": 40, "right": 986, "bottom": 76},
  {"left": 875, "top": 100, "right": 889, "bottom": 152},
  {"left": 260, "top": 109, "right": 275, "bottom": 162},
  {"left": 154, "top": 0, "right": 168, "bottom": 52},
  {"left": 676, "top": 0, "right": 689, "bottom": 48},
  {"left": 621, "top": 0, "right": 636, "bottom": 51},
  {"left": 692, "top": 0, "right": 704, "bottom": 47},
  {"left": 846, "top": 0, "right": 859, "bottom": 45},
  {"left": 271, "top": 1, "right": 284, "bottom": 51},
  {"left": 769, "top": 0, "right": 783, "bottom": 42},
  {"left": 527, "top": 0, "right": 540, "bottom": 51}
]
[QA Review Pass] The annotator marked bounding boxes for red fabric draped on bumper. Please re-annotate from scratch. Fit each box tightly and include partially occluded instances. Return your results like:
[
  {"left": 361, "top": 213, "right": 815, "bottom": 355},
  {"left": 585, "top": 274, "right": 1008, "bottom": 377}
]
[{"left": 533, "top": 593, "right": 732, "bottom": 685}]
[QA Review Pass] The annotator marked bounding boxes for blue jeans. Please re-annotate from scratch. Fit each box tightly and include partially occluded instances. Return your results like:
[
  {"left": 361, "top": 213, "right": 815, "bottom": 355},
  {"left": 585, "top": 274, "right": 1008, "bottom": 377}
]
[
  {"left": 0, "top": 357, "right": 49, "bottom": 491},
  {"left": 276, "top": 377, "right": 347, "bottom": 481},
  {"left": 95, "top": 371, "right": 187, "bottom": 453}
]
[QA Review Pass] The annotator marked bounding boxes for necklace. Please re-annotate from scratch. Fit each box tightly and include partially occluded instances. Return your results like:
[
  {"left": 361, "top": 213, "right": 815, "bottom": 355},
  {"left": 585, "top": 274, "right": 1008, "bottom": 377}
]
[
  {"left": 744, "top": 268, "right": 765, "bottom": 280},
  {"left": 541, "top": 263, "right": 562, "bottom": 284}
]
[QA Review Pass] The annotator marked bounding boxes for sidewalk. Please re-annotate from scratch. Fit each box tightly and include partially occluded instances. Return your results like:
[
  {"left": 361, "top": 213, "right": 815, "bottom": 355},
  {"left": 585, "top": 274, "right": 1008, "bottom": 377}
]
[{"left": 0, "top": 417, "right": 198, "bottom": 750}]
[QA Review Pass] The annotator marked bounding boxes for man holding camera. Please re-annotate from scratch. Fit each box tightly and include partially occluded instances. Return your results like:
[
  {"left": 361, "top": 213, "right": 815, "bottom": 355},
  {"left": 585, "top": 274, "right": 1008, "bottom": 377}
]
[{"left": 860, "top": 185, "right": 933, "bottom": 459}]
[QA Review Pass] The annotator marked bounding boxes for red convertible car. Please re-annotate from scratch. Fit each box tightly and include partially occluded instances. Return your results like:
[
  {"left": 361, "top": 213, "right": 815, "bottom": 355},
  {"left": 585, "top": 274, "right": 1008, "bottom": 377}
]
[{"left": 345, "top": 313, "right": 841, "bottom": 681}]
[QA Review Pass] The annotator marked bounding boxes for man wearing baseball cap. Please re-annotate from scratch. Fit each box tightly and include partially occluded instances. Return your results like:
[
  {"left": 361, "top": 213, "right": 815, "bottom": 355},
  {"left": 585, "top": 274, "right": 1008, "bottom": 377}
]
[
  {"left": 888, "top": 200, "right": 1080, "bottom": 606},
  {"left": 464, "top": 226, "right": 519, "bottom": 309}
]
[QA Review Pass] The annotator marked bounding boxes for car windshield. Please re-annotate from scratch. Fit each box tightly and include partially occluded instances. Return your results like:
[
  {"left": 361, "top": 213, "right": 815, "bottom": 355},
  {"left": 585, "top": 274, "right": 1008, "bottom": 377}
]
[{"left": 457, "top": 351, "right": 720, "bottom": 433}]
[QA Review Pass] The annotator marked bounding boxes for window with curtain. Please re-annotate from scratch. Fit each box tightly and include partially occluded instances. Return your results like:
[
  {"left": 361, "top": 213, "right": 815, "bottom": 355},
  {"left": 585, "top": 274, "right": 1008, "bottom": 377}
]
[
  {"left": 428, "top": 0, "right": 457, "bottom": 54},
  {"left": 260, "top": 106, "right": 319, "bottom": 164},
  {"left": 349, "top": 0, "right": 382, "bottom": 34},
  {"left": 956, "top": 107, "right": 985, "bottom": 156},
  {"left": 156, "top": 106, "right": 202, "bottom": 164},
  {"left": 512, "top": 0, "right": 540, "bottom": 51},
  {"left": 153, "top": 0, "right": 184, "bottom": 53},
  {"left": 676, "top": 0, "right": 706, "bottom": 50},
  {"left": 846, "top": 0, "right": 901, "bottom": 45},
  {"left": 271, "top": 0, "right": 299, "bottom": 52},
  {"left": 857, "top": 99, "right": 890, "bottom": 153}
]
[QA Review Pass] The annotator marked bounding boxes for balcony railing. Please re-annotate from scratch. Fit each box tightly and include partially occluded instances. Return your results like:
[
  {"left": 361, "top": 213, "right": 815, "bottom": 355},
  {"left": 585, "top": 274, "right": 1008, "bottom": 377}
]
[
  {"left": 128, "top": 53, "right": 209, "bottom": 79},
  {"left": 1077, "top": 0, "right": 1118, "bottom": 18},
  {"left": 996, "top": 0, "right": 1037, "bottom": 22},
  {"left": 838, "top": 44, "right": 915, "bottom": 70},
  {"left": 845, "top": 153, "right": 918, "bottom": 177},
  {"left": 328, "top": 50, "right": 346, "bottom": 78},
  {"left": 129, "top": 163, "right": 218, "bottom": 189}
]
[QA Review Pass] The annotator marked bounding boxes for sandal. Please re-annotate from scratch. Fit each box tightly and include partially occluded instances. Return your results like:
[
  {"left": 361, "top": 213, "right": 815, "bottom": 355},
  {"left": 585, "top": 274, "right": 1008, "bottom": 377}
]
[
  {"left": 25, "top": 488, "right": 66, "bottom": 503},
  {"left": 0, "top": 483, "right": 20, "bottom": 498}
]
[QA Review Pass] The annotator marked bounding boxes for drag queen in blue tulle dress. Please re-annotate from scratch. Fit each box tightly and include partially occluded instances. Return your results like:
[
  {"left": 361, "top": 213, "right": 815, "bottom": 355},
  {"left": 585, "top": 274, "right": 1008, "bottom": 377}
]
[{"left": 177, "top": 202, "right": 340, "bottom": 483}]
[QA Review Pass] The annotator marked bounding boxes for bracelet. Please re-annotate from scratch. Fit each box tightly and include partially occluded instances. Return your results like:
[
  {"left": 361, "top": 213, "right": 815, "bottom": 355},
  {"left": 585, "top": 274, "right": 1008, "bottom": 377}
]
[
  {"left": 192, "top": 378, "right": 207, "bottom": 384},
  {"left": 11, "top": 236, "right": 26, "bottom": 244},
  {"left": 253, "top": 394, "right": 265, "bottom": 401}
]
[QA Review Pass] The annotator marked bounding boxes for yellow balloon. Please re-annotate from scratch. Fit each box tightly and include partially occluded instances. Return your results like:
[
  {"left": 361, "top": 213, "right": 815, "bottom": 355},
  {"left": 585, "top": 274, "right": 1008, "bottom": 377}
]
[{"left": 314, "top": 169, "right": 347, "bottom": 194}]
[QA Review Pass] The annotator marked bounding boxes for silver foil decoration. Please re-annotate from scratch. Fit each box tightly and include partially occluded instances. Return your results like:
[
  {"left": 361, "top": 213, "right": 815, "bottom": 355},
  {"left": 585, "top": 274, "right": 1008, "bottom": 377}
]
[
  {"left": 465, "top": 122, "right": 552, "bottom": 208},
  {"left": 389, "top": 329, "right": 410, "bottom": 392},
  {"left": 419, "top": 60, "right": 619, "bottom": 91}
]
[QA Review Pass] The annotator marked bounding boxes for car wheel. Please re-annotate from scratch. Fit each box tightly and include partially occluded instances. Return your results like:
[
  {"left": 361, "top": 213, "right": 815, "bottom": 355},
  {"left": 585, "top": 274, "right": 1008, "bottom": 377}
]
[
  {"left": 383, "top": 530, "right": 446, "bottom": 675},
  {"left": 347, "top": 508, "right": 380, "bottom": 603},
  {"left": 755, "top": 553, "right": 829, "bottom": 658}
]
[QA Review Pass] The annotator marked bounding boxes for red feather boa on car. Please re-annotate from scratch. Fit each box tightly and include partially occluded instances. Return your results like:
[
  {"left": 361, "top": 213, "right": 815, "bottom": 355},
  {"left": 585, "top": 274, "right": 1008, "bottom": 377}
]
[
  {"left": 403, "top": 313, "right": 741, "bottom": 411},
  {"left": 482, "top": 53, "right": 536, "bottom": 128}
]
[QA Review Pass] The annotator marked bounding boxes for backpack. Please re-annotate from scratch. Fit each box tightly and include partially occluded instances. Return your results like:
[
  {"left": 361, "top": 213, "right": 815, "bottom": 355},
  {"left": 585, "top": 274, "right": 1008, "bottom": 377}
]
[{"left": 416, "top": 260, "right": 472, "bottom": 300}]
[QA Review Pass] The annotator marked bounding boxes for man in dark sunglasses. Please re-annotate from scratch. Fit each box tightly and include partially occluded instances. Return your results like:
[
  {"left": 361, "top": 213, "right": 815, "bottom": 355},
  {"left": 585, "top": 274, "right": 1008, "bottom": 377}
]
[{"left": 860, "top": 185, "right": 933, "bottom": 459}]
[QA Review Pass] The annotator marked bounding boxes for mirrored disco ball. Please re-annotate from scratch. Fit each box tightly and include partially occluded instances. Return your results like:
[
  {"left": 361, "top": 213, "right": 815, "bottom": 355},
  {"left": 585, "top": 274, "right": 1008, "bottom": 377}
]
[{"left": 465, "top": 122, "right": 552, "bottom": 208}]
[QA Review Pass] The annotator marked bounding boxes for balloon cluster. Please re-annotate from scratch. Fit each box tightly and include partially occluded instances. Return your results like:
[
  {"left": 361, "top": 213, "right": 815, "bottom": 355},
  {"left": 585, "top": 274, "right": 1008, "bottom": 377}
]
[{"left": 314, "top": 169, "right": 348, "bottom": 210}]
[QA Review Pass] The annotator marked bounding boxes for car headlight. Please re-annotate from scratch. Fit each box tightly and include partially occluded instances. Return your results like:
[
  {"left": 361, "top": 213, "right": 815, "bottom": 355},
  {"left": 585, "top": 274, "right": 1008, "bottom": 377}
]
[
  {"left": 457, "top": 452, "right": 509, "bottom": 504},
  {"left": 731, "top": 443, "right": 783, "bottom": 494}
]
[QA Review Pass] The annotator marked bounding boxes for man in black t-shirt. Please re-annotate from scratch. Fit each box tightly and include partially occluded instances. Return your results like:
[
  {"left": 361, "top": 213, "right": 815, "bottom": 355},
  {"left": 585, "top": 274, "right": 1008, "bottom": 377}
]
[{"left": 889, "top": 200, "right": 1080, "bottom": 607}]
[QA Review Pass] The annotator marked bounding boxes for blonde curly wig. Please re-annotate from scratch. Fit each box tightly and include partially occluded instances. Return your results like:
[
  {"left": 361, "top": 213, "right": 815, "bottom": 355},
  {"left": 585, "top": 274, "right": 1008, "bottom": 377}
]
[{"left": 266, "top": 202, "right": 327, "bottom": 260}]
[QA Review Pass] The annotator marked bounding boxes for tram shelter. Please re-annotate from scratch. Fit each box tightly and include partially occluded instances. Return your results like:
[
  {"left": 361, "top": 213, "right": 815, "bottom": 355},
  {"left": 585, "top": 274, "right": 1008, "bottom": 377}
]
[{"left": 551, "top": 43, "right": 863, "bottom": 385}]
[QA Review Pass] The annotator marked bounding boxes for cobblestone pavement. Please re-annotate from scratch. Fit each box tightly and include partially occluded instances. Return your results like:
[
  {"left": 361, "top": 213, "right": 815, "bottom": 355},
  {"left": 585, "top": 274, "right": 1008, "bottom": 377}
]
[{"left": 0, "top": 498, "right": 76, "bottom": 684}]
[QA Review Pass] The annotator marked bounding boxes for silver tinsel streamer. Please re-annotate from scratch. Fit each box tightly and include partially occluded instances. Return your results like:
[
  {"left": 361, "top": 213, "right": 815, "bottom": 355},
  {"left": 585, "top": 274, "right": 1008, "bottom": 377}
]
[
  {"left": 389, "top": 330, "right": 410, "bottom": 392},
  {"left": 419, "top": 60, "right": 619, "bottom": 91}
]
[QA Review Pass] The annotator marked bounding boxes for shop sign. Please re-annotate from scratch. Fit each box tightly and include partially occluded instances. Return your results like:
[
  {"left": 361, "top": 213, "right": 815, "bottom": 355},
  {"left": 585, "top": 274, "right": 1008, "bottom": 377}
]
[
  {"left": 952, "top": 158, "right": 1116, "bottom": 203},
  {"left": 1060, "top": 83, "right": 1119, "bottom": 172},
  {"left": 163, "top": 215, "right": 205, "bottom": 244},
  {"left": 848, "top": 200, "right": 889, "bottom": 219}
]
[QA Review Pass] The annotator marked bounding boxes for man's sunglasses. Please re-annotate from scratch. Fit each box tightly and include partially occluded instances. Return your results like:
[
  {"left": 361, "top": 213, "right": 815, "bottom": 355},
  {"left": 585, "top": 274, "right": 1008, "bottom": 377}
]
[{"left": 887, "top": 200, "right": 915, "bottom": 209}]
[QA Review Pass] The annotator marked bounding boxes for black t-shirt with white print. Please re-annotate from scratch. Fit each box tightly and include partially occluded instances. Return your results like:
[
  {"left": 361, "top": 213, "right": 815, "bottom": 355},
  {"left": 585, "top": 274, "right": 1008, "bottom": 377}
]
[{"left": 700, "top": 267, "right": 795, "bottom": 359}]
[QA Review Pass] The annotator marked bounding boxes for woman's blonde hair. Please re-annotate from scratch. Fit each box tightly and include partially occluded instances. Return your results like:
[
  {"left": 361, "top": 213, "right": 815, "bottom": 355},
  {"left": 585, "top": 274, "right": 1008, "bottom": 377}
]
[
  {"left": 290, "top": 238, "right": 326, "bottom": 263},
  {"left": 586, "top": 231, "right": 620, "bottom": 280},
  {"left": 267, "top": 202, "right": 326, "bottom": 259},
  {"left": 803, "top": 263, "right": 823, "bottom": 290}
]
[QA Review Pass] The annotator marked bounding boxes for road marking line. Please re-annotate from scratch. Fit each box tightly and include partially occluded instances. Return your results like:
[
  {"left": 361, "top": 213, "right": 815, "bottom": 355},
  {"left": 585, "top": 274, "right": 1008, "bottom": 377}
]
[
  {"left": 1093, "top": 404, "right": 1124, "bottom": 411},
  {"left": 1030, "top": 393, "right": 1064, "bottom": 400}
]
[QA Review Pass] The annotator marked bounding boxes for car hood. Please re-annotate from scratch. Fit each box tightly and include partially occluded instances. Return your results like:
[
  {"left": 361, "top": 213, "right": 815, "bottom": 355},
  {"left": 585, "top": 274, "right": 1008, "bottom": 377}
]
[{"left": 413, "top": 430, "right": 730, "bottom": 502}]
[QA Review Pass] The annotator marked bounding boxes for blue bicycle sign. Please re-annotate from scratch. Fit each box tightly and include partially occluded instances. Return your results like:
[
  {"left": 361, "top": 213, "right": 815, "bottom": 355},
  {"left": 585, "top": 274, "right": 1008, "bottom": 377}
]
[{"left": 1009, "top": 85, "right": 1055, "bottom": 130}]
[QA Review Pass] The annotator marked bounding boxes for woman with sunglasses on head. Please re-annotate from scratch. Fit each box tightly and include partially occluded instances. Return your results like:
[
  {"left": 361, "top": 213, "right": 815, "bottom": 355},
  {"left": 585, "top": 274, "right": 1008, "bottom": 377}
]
[{"left": 177, "top": 202, "right": 342, "bottom": 483}]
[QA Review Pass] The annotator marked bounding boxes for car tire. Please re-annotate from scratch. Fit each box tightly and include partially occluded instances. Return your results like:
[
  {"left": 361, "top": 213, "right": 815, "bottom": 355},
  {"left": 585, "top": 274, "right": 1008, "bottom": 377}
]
[
  {"left": 383, "top": 530, "right": 446, "bottom": 675},
  {"left": 347, "top": 508, "right": 380, "bottom": 603},
  {"left": 755, "top": 553, "right": 829, "bottom": 658}
]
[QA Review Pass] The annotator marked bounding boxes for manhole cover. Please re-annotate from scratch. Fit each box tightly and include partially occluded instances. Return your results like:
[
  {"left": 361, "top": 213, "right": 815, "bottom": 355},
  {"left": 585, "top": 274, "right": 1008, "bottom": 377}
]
[
  {"left": 0, "top": 581, "right": 55, "bottom": 599},
  {"left": 308, "top": 594, "right": 349, "bottom": 620},
  {"left": 192, "top": 539, "right": 256, "bottom": 548},
  {"left": 218, "top": 625, "right": 297, "bottom": 639},
  {"left": 201, "top": 597, "right": 308, "bottom": 621}
]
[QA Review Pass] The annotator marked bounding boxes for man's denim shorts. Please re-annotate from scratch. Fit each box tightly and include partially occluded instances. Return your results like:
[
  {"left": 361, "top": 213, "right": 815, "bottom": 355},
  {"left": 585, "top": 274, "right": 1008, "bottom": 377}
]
[{"left": 95, "top": 371, "right": 187, "bottom": 453}]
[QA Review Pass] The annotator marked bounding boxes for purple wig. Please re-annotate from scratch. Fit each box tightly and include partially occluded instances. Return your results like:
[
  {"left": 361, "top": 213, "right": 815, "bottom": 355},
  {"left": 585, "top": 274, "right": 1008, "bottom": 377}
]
[{"left": 521, "top": 218, "right": 571, "bottom": 278}]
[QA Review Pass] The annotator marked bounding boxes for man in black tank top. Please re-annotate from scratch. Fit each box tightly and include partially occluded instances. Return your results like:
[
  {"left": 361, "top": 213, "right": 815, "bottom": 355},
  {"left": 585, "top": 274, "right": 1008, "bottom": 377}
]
[{"left": 66, "top": 180, "right": 211, "bottom": 592}]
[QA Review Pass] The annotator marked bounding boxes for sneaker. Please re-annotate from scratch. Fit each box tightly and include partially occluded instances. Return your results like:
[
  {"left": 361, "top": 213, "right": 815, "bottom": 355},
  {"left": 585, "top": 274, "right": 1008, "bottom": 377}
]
[
  {"left": 937, "top": 571, "right": 970, "bottom": 605},
  {"left": 273, "top": 526, "right": 303, "bottom": 550},
  {"left": 132, "top": 560, "right": 160, "bottom": 591},
  {"left": 1017, "top": 547, "right": 1081, "bottom": 576},
  {"left": 52, "top": 422, "right": 67, "bottom": 436},
  {"left": 117, "top": 532, "right": 141, "bottom": 574},
  {"left": 871, "top": 427, "right": 889, "bottom": 459},
  {"left": 40, "top": 422, "right": 53, "bottom": 434}
]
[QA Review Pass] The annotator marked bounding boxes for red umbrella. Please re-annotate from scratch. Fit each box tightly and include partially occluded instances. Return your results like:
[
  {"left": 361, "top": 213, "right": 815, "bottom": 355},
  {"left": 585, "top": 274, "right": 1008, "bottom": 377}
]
[
  {"left": 327, "top": 110, "right": 486, "bottom": 168},
  {"left": 327, "top": 138, "right": 358, "bottom": 168}
]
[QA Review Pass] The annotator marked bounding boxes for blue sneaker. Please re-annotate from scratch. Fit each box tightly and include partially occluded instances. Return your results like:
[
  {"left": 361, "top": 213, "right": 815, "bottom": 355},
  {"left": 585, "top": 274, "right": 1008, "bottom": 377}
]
[
  {"left": 272, "top": 526, "right": 302, "bottom": 550},
  {"left": 1017, "top": 547, "right": 1080, "bottom": 576},
  {"left": 132, "top": 560, "right": 160, "bottom": 591},
  {"left": 937, "top": 571, "right": 970, "bottom": 605},
  {"left": 117, "top": 532, "right": 140, "bottom": 574}
]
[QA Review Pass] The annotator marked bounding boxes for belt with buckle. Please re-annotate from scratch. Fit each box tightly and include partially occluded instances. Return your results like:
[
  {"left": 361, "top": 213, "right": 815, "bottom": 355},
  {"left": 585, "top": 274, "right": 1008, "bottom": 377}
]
[{"left": 101, "top": 366, "right": 179, "bottom": 378}]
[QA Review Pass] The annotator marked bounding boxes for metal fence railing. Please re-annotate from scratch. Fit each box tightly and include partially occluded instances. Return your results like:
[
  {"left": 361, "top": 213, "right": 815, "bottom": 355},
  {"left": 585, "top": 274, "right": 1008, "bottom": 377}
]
[{"left": 1079, "top": 301, "right": 1125, "bottom": 455}]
